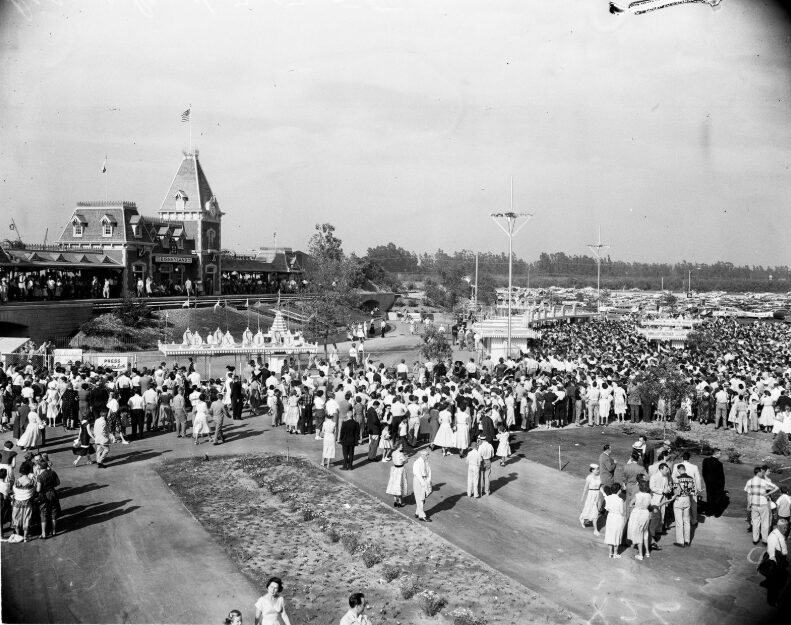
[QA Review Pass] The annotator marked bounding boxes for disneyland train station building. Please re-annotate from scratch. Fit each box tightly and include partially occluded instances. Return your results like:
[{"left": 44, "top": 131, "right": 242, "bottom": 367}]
[{"left": 0, "top": 151, "right": 307, "bottom": 299}]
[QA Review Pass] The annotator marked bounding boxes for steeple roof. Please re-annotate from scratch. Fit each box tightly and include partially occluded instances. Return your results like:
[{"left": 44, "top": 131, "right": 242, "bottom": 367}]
[{"left": 158, "top": 150, "right": 217, "bottom": 214}]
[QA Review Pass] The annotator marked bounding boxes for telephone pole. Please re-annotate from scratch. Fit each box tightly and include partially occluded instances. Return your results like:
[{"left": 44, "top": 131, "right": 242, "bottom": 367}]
[
  {"left": 587, "top": 227, "right": 610, "bottom": 313},
  {"left": 491, "top": 177, "right": 533, "bottom": 357}
]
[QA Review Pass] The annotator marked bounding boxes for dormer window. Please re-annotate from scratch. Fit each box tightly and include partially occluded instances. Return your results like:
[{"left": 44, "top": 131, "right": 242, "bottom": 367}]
[
  {"left": 132, "top": 225, "right": 141, "bottom": 237},
  {"left": 72, "top": 214, "right": 87, "bottom": 237},
  {"left": 174, "top": 190, "right": 189, "bottom": 210},
  {"left": 100, "top": 214, "right": 117, "bottom": 237}
]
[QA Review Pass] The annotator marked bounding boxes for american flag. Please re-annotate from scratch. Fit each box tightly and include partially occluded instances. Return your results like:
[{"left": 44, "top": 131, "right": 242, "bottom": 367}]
[{"left": 181, "top": 108, "right": 190, "bottom": 123}]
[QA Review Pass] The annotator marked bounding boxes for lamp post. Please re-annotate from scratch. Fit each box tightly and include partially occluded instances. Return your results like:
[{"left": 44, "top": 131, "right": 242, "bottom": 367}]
[
  {"left": 491, "top": 181, "right": 532, "bottom": 357},
  {"left": 587, "top": 227, "right": 609, "bottom": 313}
]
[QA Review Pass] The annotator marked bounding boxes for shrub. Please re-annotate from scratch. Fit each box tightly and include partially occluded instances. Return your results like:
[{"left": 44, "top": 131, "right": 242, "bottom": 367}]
[
  {"left": 451, "top": 607, "right": 487, "bottom": 625},
  {"left": 324, "top": 525, "right": 341, "bottom": 543},
  {"left": 361, "top": 544, "right": 384, "bottom": 568},
  {"left": 382, "top": 563, "right": 401, "bottom": 582},
  {"left": 772, "top": 434, "right": 791, "bottom": 457},
  {"left": 300, "top": 505, "right": 316, "bottom": 521},
  {"left": 341, "top": 532, "right": 359, "bottom": 554},
  {"left": 399, "top": 575, "right": 421, "bottom": 600},
  {"left": 725, "top": 447, "right": 742, "bottom": 464},
  {"left": 762, "top": 457, "right": 786, "bottom": 474},
  {"left": 417, "top": 590, "right": 447, "bottom": 617}
]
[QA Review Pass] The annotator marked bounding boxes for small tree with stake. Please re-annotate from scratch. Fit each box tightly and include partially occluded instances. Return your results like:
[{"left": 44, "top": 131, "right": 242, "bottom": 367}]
[
  {"left": 420, "top": 325, "right": 453, "bottom": 363},
  {"left": 635, "top": 356, "right": 695, "bottom": 435},
  {"left": 299, "top": 223, "right": 362, "bottom": 357}
]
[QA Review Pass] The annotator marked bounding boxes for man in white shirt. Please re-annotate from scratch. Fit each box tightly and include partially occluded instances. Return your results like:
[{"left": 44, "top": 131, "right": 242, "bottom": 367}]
[
  {"left": 412, "top": 449, "right": 433, "bottom": 521},
  {"left": 339, "top": 592, "right": 371, "bottom": 625},
  {"left": 187, "top": 369, "right": 201, "bottom": 389},
  {"left": 478, "top": 437, "right": 495, "bottom": 496},
  {"left": 714, "top": 387, "right": 729, "bottom": 429},
  {"left": 142, "top": 386, "right": 159, "bottom": 433},
  {"left": 93, "top": 412, "right": 110, "bottom": 468},
  {"left": 466, "top": 440, "right": 482, "bottom": 498}
]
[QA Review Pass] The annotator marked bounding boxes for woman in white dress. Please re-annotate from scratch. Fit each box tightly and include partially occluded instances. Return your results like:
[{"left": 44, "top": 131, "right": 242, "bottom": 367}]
[
  {"left": 45, "top": 383, "right": 60, "bottom": 428},
  {"left": 603, "top": 482, "right": 625, "bottom": 558},
  {"left": 284, "top": 391, "right": 300, "bottom": 434},
  {"left": 191, "top": 393, "right": 211, "bottom": 445},
  {"left": 580, "top": 464, "right": 603, "bottom": 535},
  {"left": 18, "top": 403, "right": 44, "bottom": 451},
  {"left": 321, "top": 414, "right": 336, "bottom": 468},
  {"left": 255, "top": 577, "right": 292, "bottom": 625},
  {"left": 759, "top": 390, "right": 775, "bottom": 432},
  {"left": 504, "top": 393, "right": 516, "bottom": 429},
  {"left": 432, "top": 403, "right": 456, "bottom": 456},
  {"left": 454, "top": 406, "right": 470, "bottom": 457},
  {"left": 613, "top": 384, "right": 627, "bottom": 423},
  {"left": 598, "top": 383, "right": 613, "bottom": 427},
  {"left": 385, "top": 442, "right": 409, "bottom": 507}
]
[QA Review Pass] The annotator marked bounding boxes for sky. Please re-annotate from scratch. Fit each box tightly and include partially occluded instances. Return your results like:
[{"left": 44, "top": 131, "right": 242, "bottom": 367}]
[{"left": 1, "top": 0, "right": 790, "bottom": 267}]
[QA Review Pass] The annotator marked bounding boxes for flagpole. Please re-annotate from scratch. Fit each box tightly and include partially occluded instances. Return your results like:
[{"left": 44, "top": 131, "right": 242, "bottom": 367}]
[{"left": 189, "top": 104, "right": 192, "bottom": 152}]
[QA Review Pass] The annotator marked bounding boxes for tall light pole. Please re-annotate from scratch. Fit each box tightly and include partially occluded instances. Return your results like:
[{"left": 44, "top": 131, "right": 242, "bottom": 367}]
[
  {"left": 587, "top": 226, "right": 610, "bottom": 313},
  {"left": 491, "top": 178, "right": 532, "bottom": 357}
]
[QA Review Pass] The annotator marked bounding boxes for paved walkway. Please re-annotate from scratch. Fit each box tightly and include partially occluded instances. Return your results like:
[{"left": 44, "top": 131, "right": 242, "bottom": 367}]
[{"left": 2, "top": 410, "right": 785, "bottom": 624}]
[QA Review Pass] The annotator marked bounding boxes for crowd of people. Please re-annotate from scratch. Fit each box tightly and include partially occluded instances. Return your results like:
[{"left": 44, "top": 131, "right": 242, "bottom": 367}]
[
  {"left": 2, "top": 312, "right": 791, "bottom": 612},
  {"left": 0, "top": 271, "right": 122, "bottom": 302}
]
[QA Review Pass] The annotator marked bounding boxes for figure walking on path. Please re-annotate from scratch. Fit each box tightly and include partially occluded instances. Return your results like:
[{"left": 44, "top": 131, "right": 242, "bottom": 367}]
[{"left": 412, "top": 448, "right": 432, "bottom": 522}]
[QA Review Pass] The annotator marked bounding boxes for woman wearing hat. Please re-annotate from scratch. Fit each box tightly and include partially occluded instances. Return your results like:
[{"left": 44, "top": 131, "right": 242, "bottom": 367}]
[
  {"left": 580, "top": 464, "right": 603, "bottom": 535},
  {"left": 385, "top": 441, "right": 409, "bottom": 507}
]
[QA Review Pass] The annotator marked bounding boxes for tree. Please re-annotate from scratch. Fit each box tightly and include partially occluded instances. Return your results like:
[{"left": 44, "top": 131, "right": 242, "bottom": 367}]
[
  {"left": 420, "top": 325, "right": 453, "bottom": 362},
  {"left": 308, "top": 223, "right": 343, "bottom": 262},
  {"left": 300, "top": 224, "right": 360, "bottom": 355},
  {"left": 635, "top": 357, "right": 695, "bottom": 427}
]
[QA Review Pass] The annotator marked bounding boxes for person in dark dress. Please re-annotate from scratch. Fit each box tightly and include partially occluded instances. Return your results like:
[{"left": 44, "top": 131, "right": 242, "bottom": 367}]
[
  {"left": 702, "top": 448, "right": 728, "bottom": 517},
  {"left": 13, "top": 399, "right": 30, "bottom": 442},
  {"left": 60, "top": 383, "right": 79, "bottom": 430}
]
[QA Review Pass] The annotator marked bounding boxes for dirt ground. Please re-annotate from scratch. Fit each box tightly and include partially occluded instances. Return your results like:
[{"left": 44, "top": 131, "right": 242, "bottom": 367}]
[{"left": 158, "top": 454, "right": 582, "bottom": 625}]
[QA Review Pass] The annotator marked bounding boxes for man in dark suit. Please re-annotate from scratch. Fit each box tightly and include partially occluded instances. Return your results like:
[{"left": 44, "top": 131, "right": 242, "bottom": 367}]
[
  {"left": 366, "top": 401, "right": 381, "bottom": 462},
  {"left": 479, "top": 410, "right": 496, "bottom": 445},
  {"left": 339, "top": 414, "right": 360, "bottom": 470},
  {"left": 702, "top": 448, "right": 727, "bottom": 517},
  {"left": 599, "top": 444, "right": 617, "bottom": 488},
  {"left": 230, "top": 375, "right": 243, "bottom": 420}
]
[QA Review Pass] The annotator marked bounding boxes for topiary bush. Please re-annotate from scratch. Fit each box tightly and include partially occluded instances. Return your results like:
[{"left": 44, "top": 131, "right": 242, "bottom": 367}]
[
  {"left": 399, "top": 575, "right": 421, "bottom": 599},
  {"left": 451, "top": 607, "right": 487, "bottom": 625},
  {"left": 382, "top": 563, "right": 401, "bottom": 582},
  {"left": 340, "top": 532, "right": 359, "bottom": 554},
  {"left": 417, "top": 590, "right": 447, "bottom": 617},
  {"left": 361, "top": 544, "right": 384, "bottom": 568},
  {"left": 772, "top": 434, "right": 791, "bottom": 457}
]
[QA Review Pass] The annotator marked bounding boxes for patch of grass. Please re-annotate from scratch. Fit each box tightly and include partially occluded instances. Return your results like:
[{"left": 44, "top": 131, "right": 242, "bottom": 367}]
[
  {"left": 417, "top": 589, "right": 447, "bottom": 617},
  {"left": 400, "top": 575, "right": 421, "bottom": 599},
  {"left": 382, "top": 563, "right": 401, "bottom": 582}
]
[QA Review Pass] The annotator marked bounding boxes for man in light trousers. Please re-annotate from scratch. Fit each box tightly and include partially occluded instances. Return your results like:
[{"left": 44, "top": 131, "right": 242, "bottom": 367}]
[{"left": 466, "top": 439, "right": 482, "bottom": 497}]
